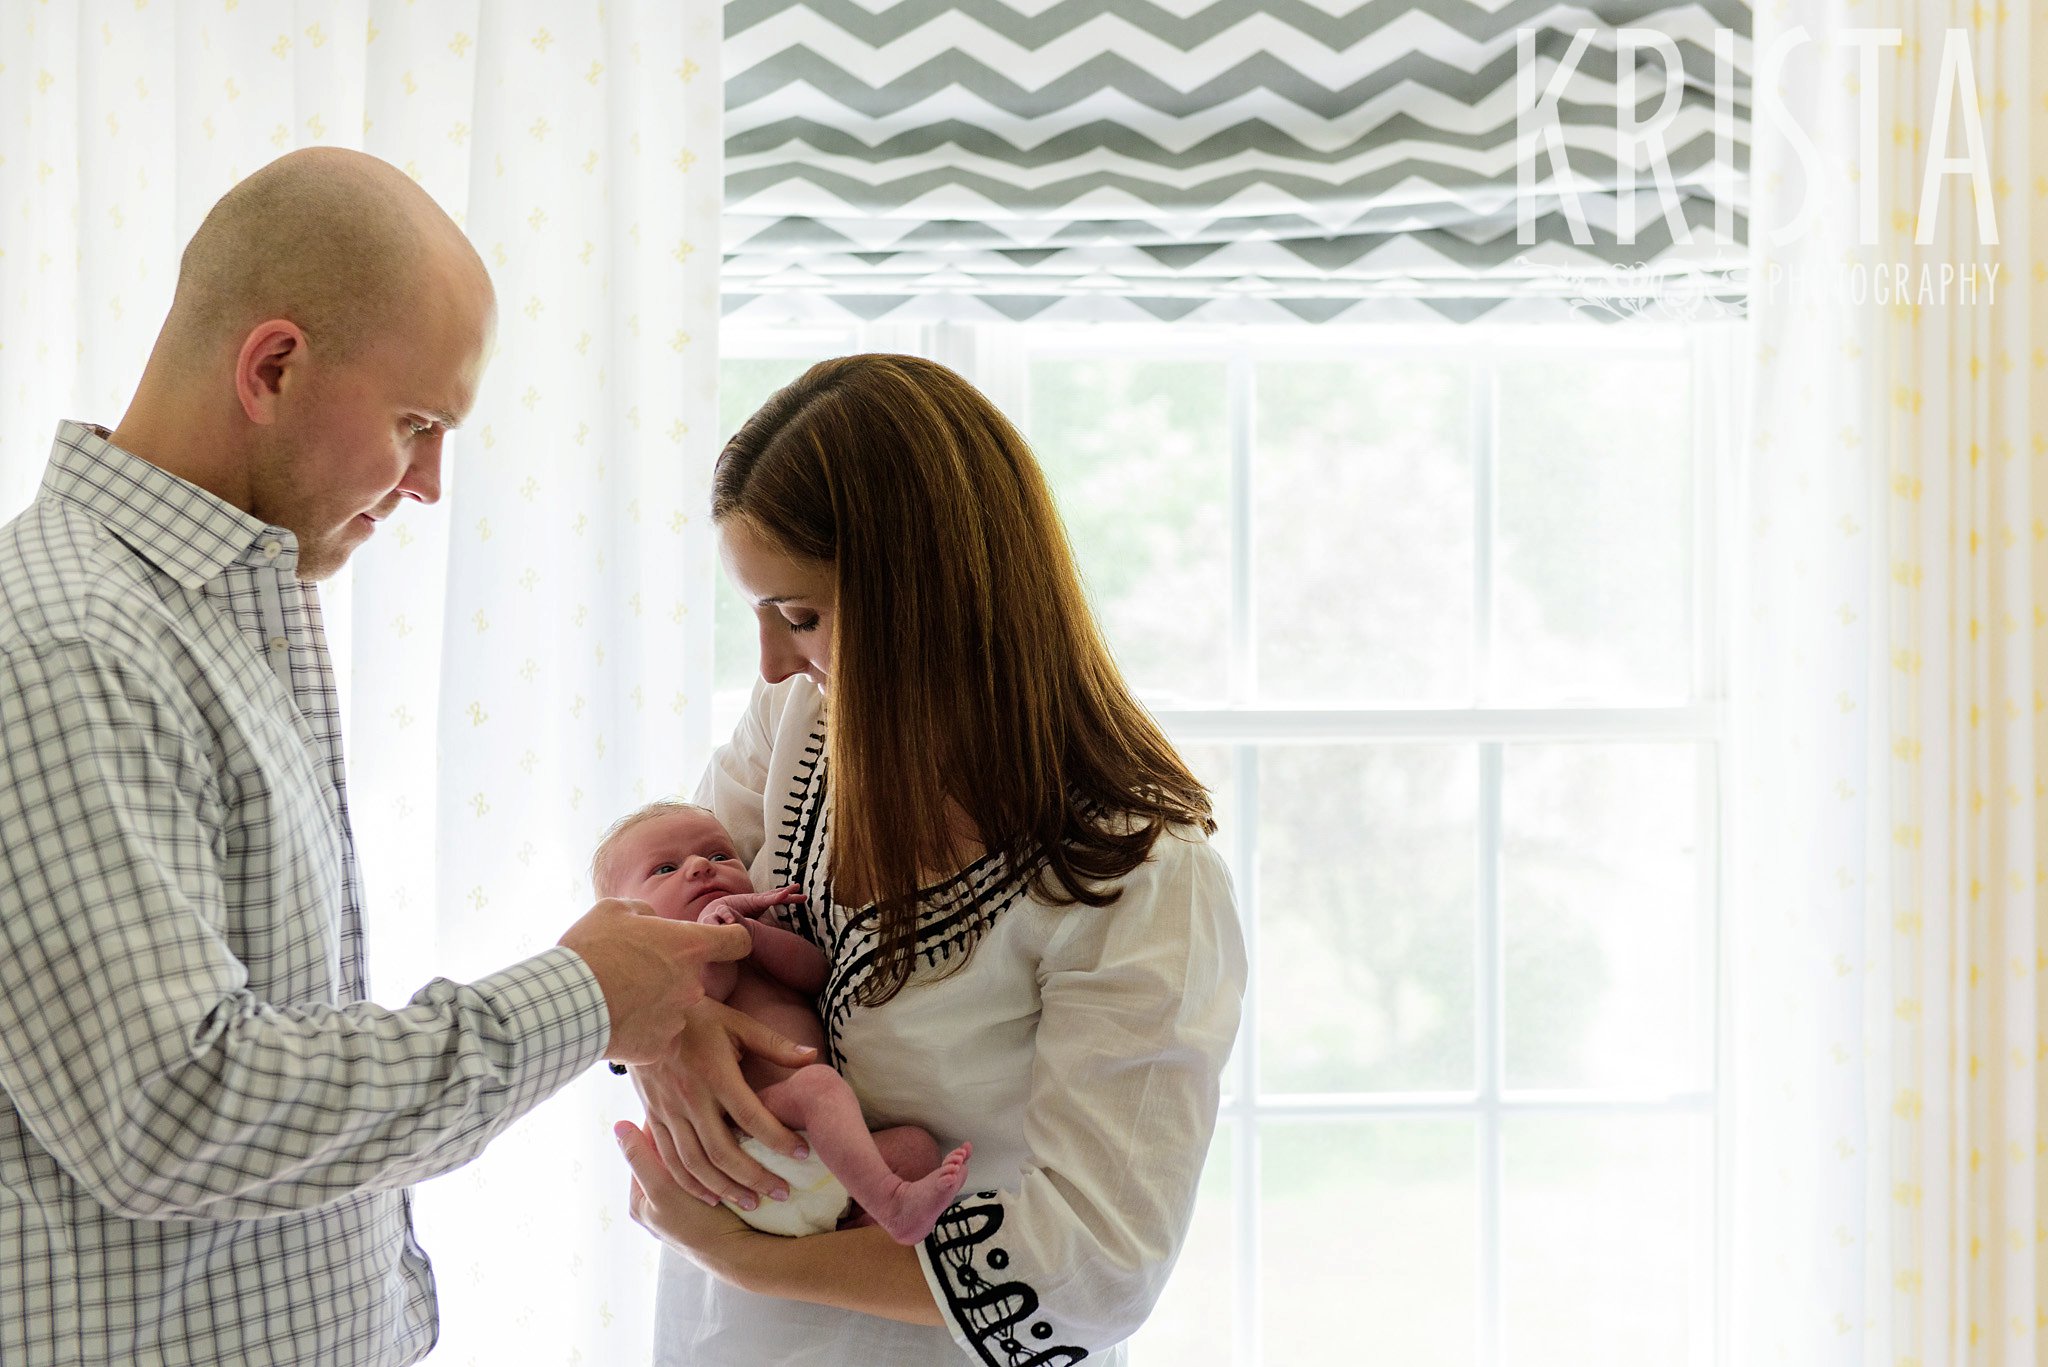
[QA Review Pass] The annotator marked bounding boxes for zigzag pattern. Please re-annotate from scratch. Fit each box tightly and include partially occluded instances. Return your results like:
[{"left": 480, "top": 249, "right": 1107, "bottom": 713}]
[{"left": 725, "top": 0, "right": 1753, "bottom": 324}]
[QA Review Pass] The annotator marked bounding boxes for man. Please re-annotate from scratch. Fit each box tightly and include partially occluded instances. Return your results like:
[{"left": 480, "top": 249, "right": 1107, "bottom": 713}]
[{"left": 0, "top": 148, "right": 807, "bottom": 1365}]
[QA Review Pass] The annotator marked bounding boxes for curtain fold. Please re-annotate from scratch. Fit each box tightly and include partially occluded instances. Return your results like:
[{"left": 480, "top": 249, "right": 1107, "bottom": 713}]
[
  {"left": 0, "top": 2, "right": 722, "bottom": 1360},
  {"left": 724, "top": 0, "right": 1753, "bottom": 325},
  {"left": 1730, "top": 3, "right": 2045, "bottom": 1362}
]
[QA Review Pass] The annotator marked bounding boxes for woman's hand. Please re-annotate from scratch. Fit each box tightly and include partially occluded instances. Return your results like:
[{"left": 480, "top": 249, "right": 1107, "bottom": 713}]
[
  {"left": 616, "top": 1119, "right": 945, "bottom": 1324},
  {"left": 615, "top": 1119, "right": 762, "bottom": 1280},
  {"left": 628, "top": 998, "right": 816, "bottom": 1209}
]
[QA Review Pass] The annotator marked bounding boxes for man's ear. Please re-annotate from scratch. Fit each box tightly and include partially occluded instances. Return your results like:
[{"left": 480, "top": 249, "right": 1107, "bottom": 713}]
[{"left": 234, "top": 320, "right": 308, "bottom": 425}]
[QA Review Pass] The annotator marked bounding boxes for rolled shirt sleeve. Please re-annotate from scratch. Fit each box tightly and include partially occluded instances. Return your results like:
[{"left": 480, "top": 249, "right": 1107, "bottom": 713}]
[
  {"left": 0, "top": 637, "right": 612, "bottom": 1221},
  {"left": 915, "top": 833, "right": 1246, "bottom": 1362}
]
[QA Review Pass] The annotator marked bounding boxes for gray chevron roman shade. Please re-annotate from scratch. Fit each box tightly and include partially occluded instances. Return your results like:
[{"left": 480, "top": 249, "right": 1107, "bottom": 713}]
[{"left": 723, "top": 0, "right": 1753, "bottom": 325}]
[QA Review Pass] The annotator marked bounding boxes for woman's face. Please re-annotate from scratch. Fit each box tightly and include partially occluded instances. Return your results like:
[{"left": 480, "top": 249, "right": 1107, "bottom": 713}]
[{"left": 718, "top": 518, "right": 836, "bottom": 691}]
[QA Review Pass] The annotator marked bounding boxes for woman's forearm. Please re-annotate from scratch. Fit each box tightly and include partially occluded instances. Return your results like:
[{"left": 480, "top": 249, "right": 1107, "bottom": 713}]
[{"left": 728, "top": 1224, "right": 945, "bottom": 1327}]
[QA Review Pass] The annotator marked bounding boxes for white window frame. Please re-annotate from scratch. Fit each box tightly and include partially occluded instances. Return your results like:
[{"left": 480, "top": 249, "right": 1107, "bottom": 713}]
[{"left": 717, "top": 316, "right": 1739, "bottom": 1367}]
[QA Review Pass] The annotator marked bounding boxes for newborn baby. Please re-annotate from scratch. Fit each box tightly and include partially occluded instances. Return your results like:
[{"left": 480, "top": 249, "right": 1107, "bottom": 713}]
[{"left": 592, "top": 800, "right": 970, "bottom": 1243}]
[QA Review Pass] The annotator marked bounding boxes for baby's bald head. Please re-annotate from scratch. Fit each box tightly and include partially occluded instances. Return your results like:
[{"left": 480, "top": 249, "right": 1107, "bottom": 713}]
[{"left": 162, "top": 146, "right": 490, "bottom": 370}]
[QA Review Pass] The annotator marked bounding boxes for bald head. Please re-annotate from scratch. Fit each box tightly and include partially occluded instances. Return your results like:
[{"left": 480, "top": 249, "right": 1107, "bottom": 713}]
[
  {"left": 110, "top": 147, "right": 497, "bottom": 581},
  {"left": 162, "top": 147, "right": 491, "bottom": 370}
]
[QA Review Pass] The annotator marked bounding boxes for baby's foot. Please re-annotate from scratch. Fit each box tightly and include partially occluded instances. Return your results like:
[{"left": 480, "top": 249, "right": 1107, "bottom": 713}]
[{"left": 874, "top": 1141, "right": 972, "bottom": 1245}]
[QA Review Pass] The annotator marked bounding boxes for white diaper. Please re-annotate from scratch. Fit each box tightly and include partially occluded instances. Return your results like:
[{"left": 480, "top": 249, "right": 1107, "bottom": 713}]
[{"left": 726, "top": 1133, "right": 851, "bottom": 1237}]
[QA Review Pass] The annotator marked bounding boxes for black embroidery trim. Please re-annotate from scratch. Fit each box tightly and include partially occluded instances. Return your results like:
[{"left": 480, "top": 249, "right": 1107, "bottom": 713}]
[
  {"left": 773, "top": 724, "right": 828, "bottom": 951},
  {"left": 926, "top": 1195, "right": 1088, "bottom": 1366},
  {"left": 776, "top": 724, "right": 1033, "bottom": 1066}
]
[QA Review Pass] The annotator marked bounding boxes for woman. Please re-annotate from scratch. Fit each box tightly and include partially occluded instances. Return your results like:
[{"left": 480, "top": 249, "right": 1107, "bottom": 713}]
[{"left": 614, "top": 354, "right": 1245, "bottom": 1365}]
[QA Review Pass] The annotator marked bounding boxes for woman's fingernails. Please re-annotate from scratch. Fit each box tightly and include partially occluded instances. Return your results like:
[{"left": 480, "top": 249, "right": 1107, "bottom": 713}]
[
  {"left": 770, "top": 1186, "right": 790, "bottom": 1202},
  {"left": 739, "top": 1195, "right": 759, "bottom": 1211},
  {"left": 700, "top": 1192, "right": 721, "bottom": 1207},
  {"left": 793, "top": 1142, "right": 810, "bottom": 1160}
]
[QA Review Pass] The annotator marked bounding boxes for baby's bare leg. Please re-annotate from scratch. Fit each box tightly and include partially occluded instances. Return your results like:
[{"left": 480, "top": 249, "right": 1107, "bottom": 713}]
[
  {"left": 843, "top": 1126, "right": 944, "bottom": 1232},
  {"left": 873, "top": 1126, "right": 941, "bottom": 1182},
  {"left": 755, "top": 1065, "right": 970, "bottom": 1245}
]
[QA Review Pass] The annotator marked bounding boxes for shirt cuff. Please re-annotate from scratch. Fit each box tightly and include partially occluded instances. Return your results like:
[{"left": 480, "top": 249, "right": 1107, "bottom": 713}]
[
  {"left": 915, "top": 1220, "right": 985, "bottom": 1364},
  {"left": 472, "top": 945, "right": 612, "bottom": 1104}
]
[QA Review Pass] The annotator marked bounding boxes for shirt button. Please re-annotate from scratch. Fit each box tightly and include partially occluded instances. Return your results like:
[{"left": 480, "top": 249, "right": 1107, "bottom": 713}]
[
  {"left": 269, "top": 637, "right": 289, "bottom": 653},
  {"left": 262, "top": 540, "right": 282, "bottom": 560}
]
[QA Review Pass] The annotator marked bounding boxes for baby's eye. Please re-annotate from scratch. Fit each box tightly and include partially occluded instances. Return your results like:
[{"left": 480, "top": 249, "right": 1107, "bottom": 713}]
[
  {"left": 708, "top": 853, "right": 732, "bottom": 863},
  {"left": 652, "top": 862, "right": 678, "bottom": 876}
]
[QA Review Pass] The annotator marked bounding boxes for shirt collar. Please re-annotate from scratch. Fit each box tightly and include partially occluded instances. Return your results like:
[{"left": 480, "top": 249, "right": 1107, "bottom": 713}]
[{"left": 40, "top": 420, "right": 295, "bottom": 589}]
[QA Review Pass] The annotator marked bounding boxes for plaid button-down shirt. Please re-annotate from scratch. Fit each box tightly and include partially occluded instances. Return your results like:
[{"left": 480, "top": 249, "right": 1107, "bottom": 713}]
[{"left": 0, "top": 423, "right": 611, "bottom": 1366}]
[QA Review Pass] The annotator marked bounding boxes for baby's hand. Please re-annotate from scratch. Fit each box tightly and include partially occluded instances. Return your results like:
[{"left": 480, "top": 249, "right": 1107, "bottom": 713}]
[{"left": 695, "top": 886, "right": 806, "bottom": 927}]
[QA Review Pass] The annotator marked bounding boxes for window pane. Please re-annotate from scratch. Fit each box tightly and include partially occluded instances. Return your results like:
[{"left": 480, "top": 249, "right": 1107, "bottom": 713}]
[
  {"left": 1175, "top": 742, "right": 1238, "bottom": 855},
  {"left": 1259, "top": 745, "right": 1475, "bottom": 1093},
  {"left": 1501, "top": 744, "right": 1705, "bottom": 1091},
  {"left": 1503, "top": 1116, "right": 1708, "bottom": 1366},
  {"left": 713, "top": 357, "right": 825, "bottom": 698},
  {"left": 1026, "top": 358, "right": 1231, "bottom": 706},
  {"left": 1173, "top": 740, "right": 1246, "bottom": 1097},
  {"left": 1491, "top": 351, "right": 1693, "bottom": 703},
  {"left": 1256, "top": 355, "right": 1473, "bottom": 704},
  {"left": 1129, "top": 1124, "right": 1235, "bottom": 1365},
  {"left": 1262, "top": 1120, "right": 1475, "bottom": 1367}
]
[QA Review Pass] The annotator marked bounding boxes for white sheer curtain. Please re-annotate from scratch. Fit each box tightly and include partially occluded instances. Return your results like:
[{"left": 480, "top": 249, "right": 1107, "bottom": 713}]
[
  {"left": 0, "top": 2, "right": 723, "bottom": 1359},
  {"left": 1730, "top": 4, "right": 2045, "bottom": 1364}
]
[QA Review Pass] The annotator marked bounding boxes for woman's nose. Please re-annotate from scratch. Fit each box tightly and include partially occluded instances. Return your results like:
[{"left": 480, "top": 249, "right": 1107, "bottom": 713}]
[{"left": 757, "top": 622, "right": 801, "bottom": 685}]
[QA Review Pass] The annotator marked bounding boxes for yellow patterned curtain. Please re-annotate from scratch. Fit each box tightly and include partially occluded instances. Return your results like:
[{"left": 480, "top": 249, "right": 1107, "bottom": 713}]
[{"left": 1731, "top": 2, "right": 2045, "bottom": 1362}]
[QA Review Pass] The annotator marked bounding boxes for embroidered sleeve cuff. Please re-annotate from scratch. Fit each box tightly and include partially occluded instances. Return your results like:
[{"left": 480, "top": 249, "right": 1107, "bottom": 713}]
[
  {"left": 472, "top": 945, "right": 613, "bottom": 1106},
  {"left": 918, "top": 1192, "right": 1090, "bottom": 1365}
]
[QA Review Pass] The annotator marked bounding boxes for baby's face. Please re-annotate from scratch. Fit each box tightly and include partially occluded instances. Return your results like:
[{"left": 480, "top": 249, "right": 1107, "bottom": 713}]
[{"left": 602, "top": 809, "right": 753, "bottom": 922}]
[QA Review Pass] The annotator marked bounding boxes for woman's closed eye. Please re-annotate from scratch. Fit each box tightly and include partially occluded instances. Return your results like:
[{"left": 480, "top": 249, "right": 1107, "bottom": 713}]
[{"left": 783, "top": 615, "right": 819, "bottom": 634}]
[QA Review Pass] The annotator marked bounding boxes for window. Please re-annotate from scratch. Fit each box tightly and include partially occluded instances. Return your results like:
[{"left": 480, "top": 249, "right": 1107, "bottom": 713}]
[{"left": 717, "top": 320, "right": 1733, "bottom": 1366}]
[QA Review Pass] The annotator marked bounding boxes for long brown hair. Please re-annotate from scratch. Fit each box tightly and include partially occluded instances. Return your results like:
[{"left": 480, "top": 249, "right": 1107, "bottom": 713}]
[{"left": 713, "top": 354, "right": 1213, "bottom": 1004}]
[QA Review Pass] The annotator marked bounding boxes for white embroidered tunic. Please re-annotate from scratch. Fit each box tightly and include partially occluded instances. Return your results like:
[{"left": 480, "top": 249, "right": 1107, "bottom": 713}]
[{"left": 654, "top": 676, "right": 1245, "bottom": 1366}]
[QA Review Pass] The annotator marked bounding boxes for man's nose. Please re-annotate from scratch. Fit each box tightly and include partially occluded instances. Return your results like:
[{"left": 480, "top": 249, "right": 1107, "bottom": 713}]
[{"left": 399, "top": 443, "right": 443, "bottom": 506}]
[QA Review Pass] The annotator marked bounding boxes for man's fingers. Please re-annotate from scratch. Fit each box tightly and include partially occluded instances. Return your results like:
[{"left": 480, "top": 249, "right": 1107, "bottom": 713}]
[
  {"left": 675, "top": 919, "right": 753, "bottom": 963},
  {"left": 728, "top": 1010, "right": 818, "bottom": 1073}
]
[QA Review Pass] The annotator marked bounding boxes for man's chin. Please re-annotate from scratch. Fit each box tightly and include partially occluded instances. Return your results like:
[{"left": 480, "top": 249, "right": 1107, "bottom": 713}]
[{"left": 297, "top": 518, "right": 376, "bottom": 581}]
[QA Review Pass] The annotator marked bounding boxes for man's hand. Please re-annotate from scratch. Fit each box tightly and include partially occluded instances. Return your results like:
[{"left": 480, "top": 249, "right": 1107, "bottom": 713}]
[
  {"left": 558, "top": 898, "right": 753, "bottom": 1065},
  {"left": 631, "top": 999, "right": 815, "bottom": 1207}
]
